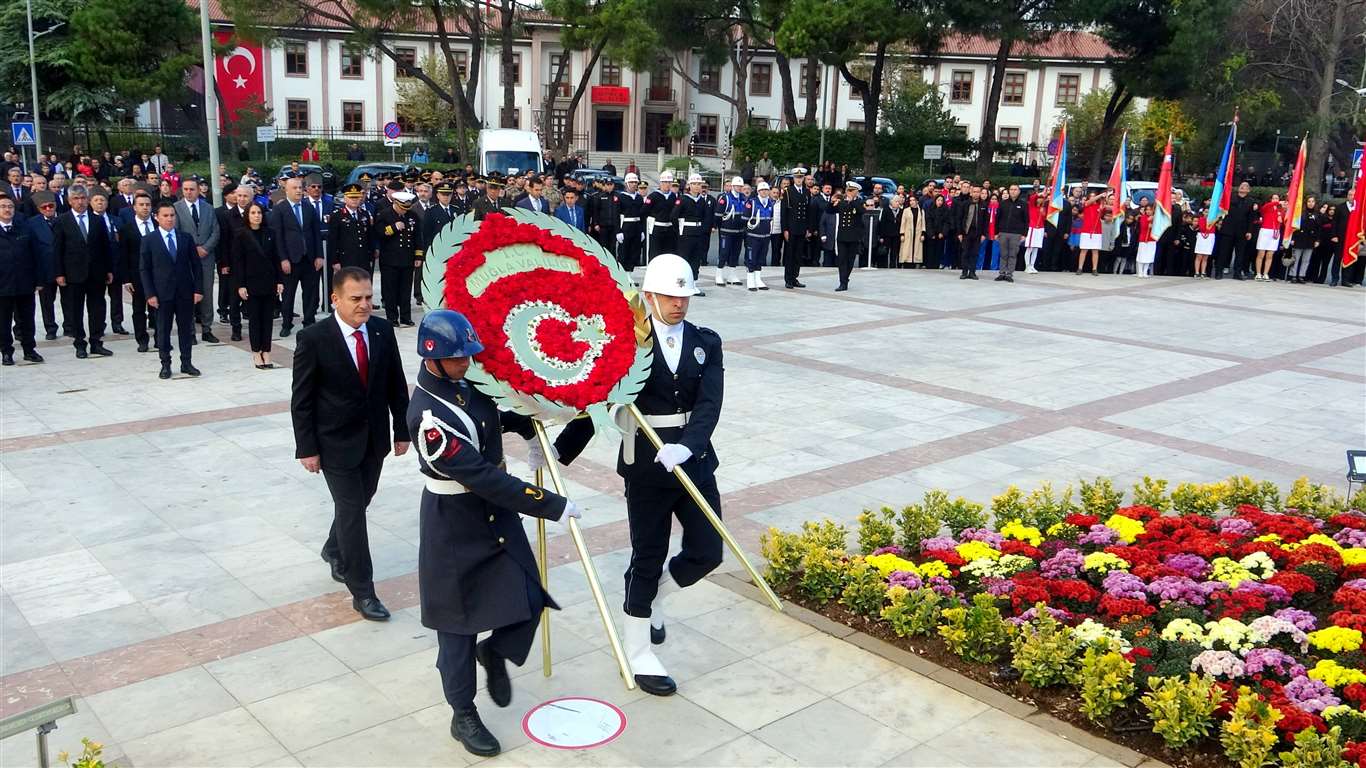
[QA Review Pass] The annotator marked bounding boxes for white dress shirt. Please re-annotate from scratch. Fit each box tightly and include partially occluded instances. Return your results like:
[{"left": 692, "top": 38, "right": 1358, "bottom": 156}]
[
  {"left": 335, "top": 313, "right": 370, "bottom": 371},
  {"left": 651, "top": 316, "right": 684, "bottom": 373}
]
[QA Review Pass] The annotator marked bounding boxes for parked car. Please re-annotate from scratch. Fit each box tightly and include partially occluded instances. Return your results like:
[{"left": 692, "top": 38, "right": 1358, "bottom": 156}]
[
  {"left": 852, "top": 176, "right": 900, "bottom": 202},
  {"left": 277, "top": 163, "right": 339, "bottom": 192},
  {"left": 344, "top": 163, "right": 411, "bottom": 187}
]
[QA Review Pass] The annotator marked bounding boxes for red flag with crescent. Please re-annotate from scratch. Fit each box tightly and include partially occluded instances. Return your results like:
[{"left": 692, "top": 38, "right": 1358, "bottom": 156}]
[{"left": 214, "top": 31, "right": 265, "bottom": 124}]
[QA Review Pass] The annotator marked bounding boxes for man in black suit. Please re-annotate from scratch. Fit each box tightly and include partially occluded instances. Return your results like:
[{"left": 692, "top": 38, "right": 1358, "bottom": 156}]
[
  {"left": 269, "top": 176, "right": 323, "bottom": 336},
  {"left": 216, "top": 184, "right": 250, "bottom": 340},
  {"left": 140, "top": 199, "right": 203, "bottom": 378},
  {"left": 52, "top": 184, "right": 114, "bottom": 358},
  {"left": 290, "top": 267, "right": 410, "bottom": 621},
  {"left": 121, "top": 191, "right": 159, "bottom": 352},
  {"left": 1329, "top": 186, "right": 1361, "bottom": 287},
  {"left": 0, "top": 194, "right": 43, "bottom": 365}
]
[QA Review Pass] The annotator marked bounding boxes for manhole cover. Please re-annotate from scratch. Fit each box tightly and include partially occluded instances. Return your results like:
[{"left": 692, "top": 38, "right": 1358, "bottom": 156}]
[{"left": 521, "top": 696, "right": 626, "bottom": 750}]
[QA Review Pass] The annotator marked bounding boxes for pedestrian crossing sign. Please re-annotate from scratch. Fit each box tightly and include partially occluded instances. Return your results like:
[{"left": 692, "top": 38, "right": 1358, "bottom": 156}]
[{"left": 11, "top": 122, "right": 35, "bottom": 146}]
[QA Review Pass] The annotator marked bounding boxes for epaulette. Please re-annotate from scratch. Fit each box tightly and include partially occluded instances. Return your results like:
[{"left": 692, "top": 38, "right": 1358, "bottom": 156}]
[{"left": 695, "top": 325, "right": 720, "bottom": 339}]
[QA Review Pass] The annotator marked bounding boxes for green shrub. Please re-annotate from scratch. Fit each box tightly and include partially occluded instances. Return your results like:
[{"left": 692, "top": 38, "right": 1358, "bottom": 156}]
[
  {"left": 797, "top": 546, "right": 848, "bottom": 603},
  {"left": 856, "top": 508, "right": 897, "bottom": 554},
  {"left": 1278, "top": 727, "right": 1349, "bottom": 768},
  {"left": 760, "top": 528, "right": 804, "bottom": 585},
  {"left": 840, "top": 557, "right": 889, "bottom": 616},
  {"left": 1079, "top": 643, "right": 1136, "bottom": 724},
  {"left": 1221, "top": 475, "right": 1280, "bottom": 512},
  {"left": 1023, "top": 482, "right": 1076, "bottom": 532},
  {"left": 881, "top": 586, "right": 946, "bottom": 637},
  {"left": 1131, "top": 476, "right": 1172, "bottom": 513},
  {"left": 1350, "top": 485, "right": 1366, "bottom": 513},
  {"left": 1010, "top": 603, "right": 1081, "bottom": 687},
  {"left": 1286, "top": 477, "right": 1349, "bottom": 519},
  {"left": 896, "top": 501, "right": 941, "bottom": 550},
  {"left": 1324, "top": 706, "right": 1366, "bottom": 742},
  {"left": 1171, "top": 482, "right": 1226, "bottom": 518},
  {"left": 938, "top": 593, "right": 1012, "bottom": 664},
  {"left": 1220, "top": 687, "right": 1282, "bottom": 768},
  {"left": 800, "top": 520, "right": 849, "bottom": 553},
  {"left": 1079, "top": 477, "right": 1124, "bottom": 518},
  {"left": 990, "top": 486, "right": 1027, "bottom": 529},
  {"left": 934, "top": 492, "right": 987, "bottom": 538},
  {"left": 1141, "top": 673, "right": 1225, "bottom": 748}
]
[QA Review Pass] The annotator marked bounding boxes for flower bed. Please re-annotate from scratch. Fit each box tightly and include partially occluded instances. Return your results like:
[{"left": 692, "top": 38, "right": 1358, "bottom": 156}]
[{"left": 761, "top": 477, "right": 1366, "bottom": 768}]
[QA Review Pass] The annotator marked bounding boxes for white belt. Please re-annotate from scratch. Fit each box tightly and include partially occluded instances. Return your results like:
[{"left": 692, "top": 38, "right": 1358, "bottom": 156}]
[
  {"left": 425, "top": 478, "right": 471, "bottom": 495},
  {"left": 620, "top": 216, "right": 641, "bottom": 223},
  {"left": 617, "top": 408, "right": 690, "bottom": 465},
  {"left": 681, "top": 220, "right": 702, "bottom": 227},
  {"left": 650, "top": 220, "right": 671, "bottom": 229}
]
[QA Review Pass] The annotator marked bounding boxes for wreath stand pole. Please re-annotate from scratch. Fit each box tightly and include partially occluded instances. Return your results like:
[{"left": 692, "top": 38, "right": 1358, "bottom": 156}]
[
  {"left": 532, "top": 419, "right": 637, "bottom": 691},
  {"left": 535, "top": 468, "right": 552, "bottom": 678},
  {"left": 624, "top": 403, "right": 784, "bottom": 612}
]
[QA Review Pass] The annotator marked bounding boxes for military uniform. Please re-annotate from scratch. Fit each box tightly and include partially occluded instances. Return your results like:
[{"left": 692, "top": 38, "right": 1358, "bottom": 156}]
[
  {"left": 742, "top": 193, "right": 776, "bottom": 290},
  {"left": 780, "top": 176, "right": 814, "bottom": 288},
  {"left": 644, "top": 187, "right": 679, "bottom": 260},
  {"left": 615, "top": 189, "right": 645, "bottom": 270},
  {"left": 588, "top": 187, "right": 619, "bottom": 255},
  {"left": 677, "top": 192, "right": 711, "bottom": 283},
  {"left": 715, "top": 188, "right": 747, "bottom": 285},
  {"left": 373, "top": 203, "right": 423, "bottom": 325},
  {"left": 327, "top": 204, "right": 375, "bottom": 272},
  {"left": 470, "top": 194, "right": 511, "bottom": 221},
  {"left": 828, "top": 187, "right": 865, "bottom": 290}
]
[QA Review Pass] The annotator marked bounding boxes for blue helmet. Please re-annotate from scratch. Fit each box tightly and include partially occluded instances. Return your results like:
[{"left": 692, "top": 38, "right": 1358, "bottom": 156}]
[{"left": 416, "top": 309, "right": 485, "bottom": 358}]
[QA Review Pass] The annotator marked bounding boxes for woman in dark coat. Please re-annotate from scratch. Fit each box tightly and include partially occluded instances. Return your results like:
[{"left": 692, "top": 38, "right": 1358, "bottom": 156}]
[
  {"left": 925, "top": 195, "right": 949, "bottom": 269},
  {"left": 232, "top": 201, "right": 283, "bottom": 368}
]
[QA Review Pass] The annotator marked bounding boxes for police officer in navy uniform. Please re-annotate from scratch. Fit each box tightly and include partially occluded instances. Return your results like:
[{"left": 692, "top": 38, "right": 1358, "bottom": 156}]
[
  {"left": 554, "top": 253, "right": 724, "bottom": 697},
  {"left": 714, "top": 176, "right": 747, "bottom": 287},
  {"left": 328, "top": 184, "right": 375, "bottom": 273},
  {"left": 408, "top": 309, "right": 580, "bottom": 758}
]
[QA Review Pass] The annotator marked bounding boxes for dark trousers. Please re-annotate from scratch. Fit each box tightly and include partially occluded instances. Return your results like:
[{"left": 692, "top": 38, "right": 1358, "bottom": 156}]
[
  {"left": 218, "top": 269, "right": 241, "bottom": 331},
  {"left": 1215, "top": 233, "right": 1247, "bottom": 278},
  {"left": 37, "top": 282, "right": 60, "bottom": 336},
  {"left": 128, "top": 281, "right": 152, "bottom": 346},
  {"left": 619, "top": 227, "right": 643, "bottom": 269},
  {"left": 155, "top": 294, "right": 196, "bottom": 364},
  {"left": 0, "top": 293, "right": 37, "bottom": 354},
  {"left": 835, "top": 241, "right": 858, "bottom": 287},
  {"left": 245, "top": 294, "right": 275, "bottom": 352},
  {"left": 436, "top": 581, "right": 543, "bottom": 710},
  {"left": 646, "top": 226, "right": 676, "bottom": 262},
  {"left": 769, "top": 233, "right": 784, "bottom": 266},
  {"left": 106, "top": 282, "right": 124, "bottom": 328},
  {"left": 65, "top": 280, "right": 107, "bottom": 351},
  {"left": 379, "top": 265, "right": 414, "bottom": 324},
  {"left": 785, "top": 234, "right": 810, "bottom": 286},
  {"left": 281, "top": 260, "right": 320, "bottom": 328},
  {"left": 678, "top": 235, "right": 707, "bottom": 280},
  {"left": 623, "top": 476, "right": 723, "bottom": 618},
  {"left": 321, "top": 452, "right": 384, "bottom": 600},
  {"left": 960, "top": 236, "right": 981, "bottom": 276},
  {"left": 718, "top": 233, "right": 744, "bottom": 268},
  {"left": 744, "top": 234, "right": 770, "bottom": 271}
]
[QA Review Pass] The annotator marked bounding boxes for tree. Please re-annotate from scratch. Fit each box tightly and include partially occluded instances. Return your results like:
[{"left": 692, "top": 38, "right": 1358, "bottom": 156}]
[
  {"left": 1054, "top": 87, "right": 1136, "bottom": 177},
  {"left": 643, "top": 0, "right": 757, "bottom": 148},
  {"left": 777, "top": 0, "right": 946, "bottom": 172},
  {"left": 1134, "top": 99, "right": 1193, "bottom": 153},
  {"left": 880, "top": 73, "right": 958, "bottom": 143},
  {"left": 396, "top": 55, "right": 457, "bottom": 134}
]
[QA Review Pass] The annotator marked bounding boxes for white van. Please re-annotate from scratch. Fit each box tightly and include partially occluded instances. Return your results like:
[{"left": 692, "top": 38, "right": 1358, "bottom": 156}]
[{"left": 478, "top": 129, "right": 543, "bottom": 177}]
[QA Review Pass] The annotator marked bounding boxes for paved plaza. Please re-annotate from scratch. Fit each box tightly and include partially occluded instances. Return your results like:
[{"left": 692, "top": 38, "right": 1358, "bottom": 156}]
[{"left": 1, "top": 266, "right": 1364, "bottom": 767}]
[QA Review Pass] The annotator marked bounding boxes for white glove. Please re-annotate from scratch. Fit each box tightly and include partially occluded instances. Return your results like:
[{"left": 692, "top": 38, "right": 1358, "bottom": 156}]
[
  {"left": 562, "top": 500, "right": 583, "bottom": 521},
  {"left": 616, "top": 232, "right": 624, "bottom": 243},
  {"left": 654, "top": 443, "right": 693, "bottom": 472},
  {"left": 526, "top": 438, "right": 557, "bottom": 473}
]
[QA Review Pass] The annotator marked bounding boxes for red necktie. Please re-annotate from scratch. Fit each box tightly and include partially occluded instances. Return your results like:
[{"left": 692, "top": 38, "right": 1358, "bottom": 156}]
[{"left": 353, "top": 330, "right": 368, "bottom": 387}]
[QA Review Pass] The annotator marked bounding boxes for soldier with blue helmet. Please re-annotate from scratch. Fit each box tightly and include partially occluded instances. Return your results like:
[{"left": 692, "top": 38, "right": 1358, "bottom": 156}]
[{"left": 407, "top": 309, "right": 581, "bottom": 758}]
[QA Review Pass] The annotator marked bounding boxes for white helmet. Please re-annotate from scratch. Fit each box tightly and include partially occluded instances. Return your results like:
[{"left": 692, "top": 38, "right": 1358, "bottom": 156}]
[
  {"left": 624, "top": 172, "right": 640, "bottom": 183},
  {"left": 756, "top": 180, "right": 770, "bottom": 191},
  {"left": 658, "top": 170, "right": 675, "bottom": 183},
  {"left": 730, "top": 176, "right": 744, "bottom": 187},
  {"left": 687, "top": 172, "right": 703, "bottom": 185},
  {"left": 640, "top": 254, "right": 699, "bottom": 297}
]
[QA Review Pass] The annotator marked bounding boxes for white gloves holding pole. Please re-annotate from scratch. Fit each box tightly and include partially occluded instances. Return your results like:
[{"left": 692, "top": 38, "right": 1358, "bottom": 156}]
[{"left": 654, "top": 443, "right": 692, "bottom": 472}]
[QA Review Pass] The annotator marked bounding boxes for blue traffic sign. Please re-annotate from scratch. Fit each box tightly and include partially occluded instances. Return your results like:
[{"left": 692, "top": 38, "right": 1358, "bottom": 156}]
[
  {"left": 11, "top": 122, "right": 35, "bottom": 146},
  {"left": 1354, "top": 148, "right": 1363, "bottom": 169},
  {"left": 383, "top": 121, "right": 402, "bottom": 140}
]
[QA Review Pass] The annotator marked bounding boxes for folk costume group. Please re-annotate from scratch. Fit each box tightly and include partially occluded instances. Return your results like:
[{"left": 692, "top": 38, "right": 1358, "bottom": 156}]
[{"left": 293, "top": 254, "right": 725, "bottom": 757}]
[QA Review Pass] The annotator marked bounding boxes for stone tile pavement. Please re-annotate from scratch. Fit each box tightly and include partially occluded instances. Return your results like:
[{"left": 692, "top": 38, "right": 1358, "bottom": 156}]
[{"left": 2, "top": 265, "right": 1362, "bottom": 766}]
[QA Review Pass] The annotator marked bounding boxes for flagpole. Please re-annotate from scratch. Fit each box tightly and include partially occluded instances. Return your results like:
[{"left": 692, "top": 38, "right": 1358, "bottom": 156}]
[{"left": 197, "top": 0, "right": 222, "bottom": 206}]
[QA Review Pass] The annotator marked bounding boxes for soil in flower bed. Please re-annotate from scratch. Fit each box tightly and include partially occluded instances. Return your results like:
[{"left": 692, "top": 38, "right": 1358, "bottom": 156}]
[{"left": 780, "top": 586, "right": 1231, "bottom": 768}]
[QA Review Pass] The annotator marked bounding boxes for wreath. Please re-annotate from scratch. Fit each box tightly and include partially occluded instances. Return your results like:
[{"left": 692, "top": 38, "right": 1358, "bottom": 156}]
[{"left": 421, "top": 210, "right": 652, "bottom": 432}]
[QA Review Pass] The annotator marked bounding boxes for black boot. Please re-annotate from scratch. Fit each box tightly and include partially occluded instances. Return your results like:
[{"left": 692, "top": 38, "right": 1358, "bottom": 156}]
[
  {"left": 450, "top": 707, "right": 500, "bottom": 757},
  {"left": 475, "top": 639, "right": 512, "bottom": 707}
]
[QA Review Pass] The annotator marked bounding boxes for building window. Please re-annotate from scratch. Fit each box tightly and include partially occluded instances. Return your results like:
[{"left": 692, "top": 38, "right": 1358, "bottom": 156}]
[
  {"left": 550, "top": 109, "right": 569, "bottom": 145},
  {"left": 799, "top": 62, "right": 821, "bottom": 98},
  {"left": 600, "top": 57, "right": 621, "bottom": 87},
  {"left": 950, "top": 70, "right": 972, "bottom": 103},
  {"left": 696, "top": 114, "right": 718, "bottom": 145},
  {"left": 395, "top": 47, "right": 417, "bottom": 78},
  {"left": 698, "top": 62, "right": 721, "bottom": 94},
  {"left": 501, "top": 107, "right": 519, "bottom": 129},
  {"left": 501, "top": 53, "right": 521, "bottom": 87},
  {"left": 999, "top": 126, "right": 1020, "bottom": 144},
  {"left": 396, "top": 111, "right": 416, "bottom": 134},
  {"left": 1001, "top": 72, "right": 1025, "bottom": 106},
  {"left": 285, "top": 42, "right": 308, "bottom": 76},
  {"left": 848, "top": 120, "right": 866, "bottom": 132},
  {"left": 750, "top": 62, "right": 771, "bottom": 96},
  {"left": 549, "top": 53, "right": 571, "bottom": 97},
  {"left": 951, "top": 123, "right": 969, "bottom": 138},
  {"left": 649, "top": 59, "right": 671, "bottom": 101},
  {"left": 286, "top": 99, "right": 309, "bottom": 130},
  {"left": 340, "top": 48, "right": 363, "bottom": 79},
  {"left": 453, "top": 51, "right": 468, "bottom": 81},
  {"left": 342, "top": 101, "right": 364, "bottom": 132},
  {"left": 1055, "top": 74, "right": 1080, "bottom": 106},
  {"left": 749, "top": 115, "right": 770, "bottom": 130}
]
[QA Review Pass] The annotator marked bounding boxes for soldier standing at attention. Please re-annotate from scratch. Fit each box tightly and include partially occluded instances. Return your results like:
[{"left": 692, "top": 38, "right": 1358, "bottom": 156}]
[
  {"left": 780, "top": 166, "right": 812, "bottom": 289},
  {"left": 715, "top": 176, "right": 747, "bottom": 287},
  {"left": 372, "top": 190, "right": 422, "bottom": 327},
  {"left": 471, "top": 174, "right": 511, "bottom": 221},
  {"left": 554, "top": 253, "right": 725, "bottom": 697},
  {"left": 327, "top": 184, "right": 375, "bottom": 274},
  {"left": 644, "top": 170, "right": 679, "bottom": 262},
  {"left": 677, "top": 173, "right": 710, "bottom": 294},
  {"left": 615, "top": 173, "right": 645, "bottom": 272},
  {"left": 407, "top": 310, "right": 580, "bottom": 758},
  {"left": 828, "top": 179, "right": 864, "bottom": 291}
]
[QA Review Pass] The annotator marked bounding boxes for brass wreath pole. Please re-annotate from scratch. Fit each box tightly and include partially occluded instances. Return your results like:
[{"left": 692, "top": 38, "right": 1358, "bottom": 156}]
[
  {"left": 535, "top": 468, "right": 551, "bottom": 678},
  {"left": 625, "top": 403, "right": 783, "bottom": 612},
  {"left": 532, "top": 419, "right": 636, "bottom": 690}
]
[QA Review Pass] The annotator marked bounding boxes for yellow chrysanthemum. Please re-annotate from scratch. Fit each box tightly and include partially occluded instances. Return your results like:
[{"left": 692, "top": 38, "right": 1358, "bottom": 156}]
[
  {"left": 1103, "top": 514, "right": 1146, "bottom": 544},
  {"left": 866, "top": 553, "right": 920, "bottom": 578},
  {"left": 955, "top": 541, "right": 1001, "bottom": 562},
  {"left": 999, "top": 520, "right": 1044, "bottom": 547}
]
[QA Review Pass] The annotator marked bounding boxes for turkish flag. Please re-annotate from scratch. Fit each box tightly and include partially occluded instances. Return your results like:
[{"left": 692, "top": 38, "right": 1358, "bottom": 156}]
[
  {"left": 1343, "top": 142, "right": 1365, "bottom": 270},
  {"left": 214, "top": 31, "right": 265, "bottom": 124}
]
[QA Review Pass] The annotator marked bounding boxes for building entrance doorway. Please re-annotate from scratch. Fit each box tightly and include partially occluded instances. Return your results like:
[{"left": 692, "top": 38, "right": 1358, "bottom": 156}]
[{"left": 595, "top": 110, "right": 623, "bottom": 152}]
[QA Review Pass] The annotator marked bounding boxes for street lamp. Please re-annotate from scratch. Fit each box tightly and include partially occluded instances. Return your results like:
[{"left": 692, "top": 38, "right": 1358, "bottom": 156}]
[{"left": 25, "top": 0, "right": 64, "bottom": 159}]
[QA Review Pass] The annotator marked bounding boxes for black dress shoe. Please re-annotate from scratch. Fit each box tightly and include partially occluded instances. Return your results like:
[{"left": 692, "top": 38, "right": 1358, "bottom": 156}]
[
  {"left": 834, "top": 285, "right": 848, "bottom": 292},
  {"left": 475, "top": 640, "right": 512, "bottom": 707},
  {"left": 159, "top": 364, "right": 172, "bottom": 379},
  {"left": 45, "top": 331, "right": 57, "bottom": 341},
  {"left": 230, "top": 331, "right": 242, "bottom": 342},
  {"left": 450, "top": 707, "right": 500, "bottom": 757},
  {"left": 1003, "top": 275, "right": 1014, "bottom": 283},
  {"left": 792, "top": 280, "right": 806, "bottom": 288},
  {"left": 202, "top": 331, "right": 220, "bottom": 344},
  {"left": 352, "top": 596, "right": 390, "bottom": 621},
  {"left": 2, "top": 353, "right": 13, "bottom": 366},
  {"left": 279, "top": 326, "right": 292, "bottom": 338},
  {"left": 23, "top": 351, "right": 43, "bottom": 363},
  {"left": 112, "top": 325, "right": 128, "bottom": 335},
  {"left": 634, "top": 673, "right": 678, "bottom": 696},
  {"left": 180, "top": 362, "right": 202, "bottom": 377},
  {"left": 75, "top": 348, "right": 89, "bottom": 359},
  {"left": 90, "top": 344, "right": 113, "bottom": 356},
  {"left": 651, "top": 622, "right": 666, "bottom": 645},
  {"left": 994, "top": 275, "right": 1006, "bottom": 281},
  {"left": 137, "top": 342, "right": 149, "bottom": 353},
  {"left": 968, "top": 273, "right": 979, "bottom": 280},
  {"left": 323, "top": 554, "right": 346, "bottom": 584}
]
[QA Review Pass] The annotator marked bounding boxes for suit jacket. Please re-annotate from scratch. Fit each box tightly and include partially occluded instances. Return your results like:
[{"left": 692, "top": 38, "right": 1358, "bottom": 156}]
[
  {"left": 422, "top": 204, "right": 456, "bottom": 252},
  {"left": 553, "top": 203, "right": 586, "bottom": 232},
  {"left": 25, "top": 214, "right": 56, "bottom": 283},
  {"left": 120, "top": 214, "right": 159, "bottom": 286},
  {"left": 231, "top": 226, "right": 282, "bottom": 297},
  {"left": 269, "top": 198, "right": 322, "bottom": 265},
  {"left": 52, "top": 210, "right": 113, "bottom": 284},
  {"left": 139, "top": 226, "right": 203, "bottom": 303},
  {"left": 174, "top": 198, "right": 220, "bottom": 261},
  {"left": 514, "top": 196, "right": 549, "bottom": 214},
  {"left": 305, "top": 194, "right": 334, "bottom": 239},
  {"left": 0, "top": 218, "right": 37, "bottom": 296},
  {"left": 290, "top": 316, "right": 410, "bottom": 471}
]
